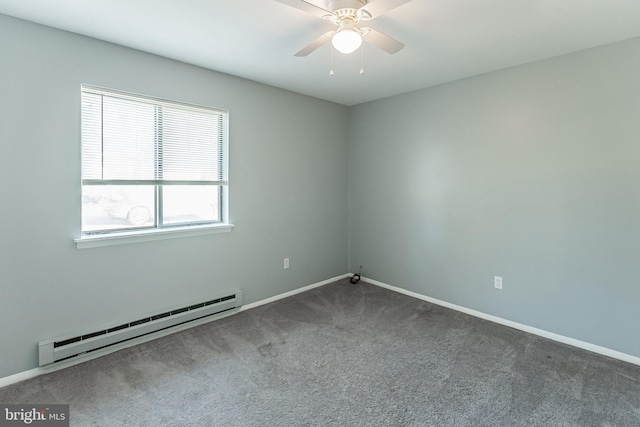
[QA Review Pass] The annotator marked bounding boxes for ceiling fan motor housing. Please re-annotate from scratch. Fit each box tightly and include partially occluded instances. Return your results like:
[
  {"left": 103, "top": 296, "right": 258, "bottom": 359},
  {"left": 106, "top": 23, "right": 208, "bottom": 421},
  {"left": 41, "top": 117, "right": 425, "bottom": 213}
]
[{"left": 336, "top": 15, "right": 357, "bottom": 31}]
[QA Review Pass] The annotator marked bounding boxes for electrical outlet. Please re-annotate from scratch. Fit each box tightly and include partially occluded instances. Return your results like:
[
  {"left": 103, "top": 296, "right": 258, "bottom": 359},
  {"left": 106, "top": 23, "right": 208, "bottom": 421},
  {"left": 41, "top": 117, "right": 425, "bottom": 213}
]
[
  {"left": 284, "top": 258, "right": 290, "bottom": 269},
  {"left": 494, "top": 276, "right": 503, "bottom": 290}
]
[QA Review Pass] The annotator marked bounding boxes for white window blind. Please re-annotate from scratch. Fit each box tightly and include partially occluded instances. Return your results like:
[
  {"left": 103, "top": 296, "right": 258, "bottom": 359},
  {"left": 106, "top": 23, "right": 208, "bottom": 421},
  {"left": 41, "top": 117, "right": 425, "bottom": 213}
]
[
  {"left": 81, "top": 87, "right": 226, "bottom": 185},
  {"left": 80, "top": 85, "right": 229, "bottom": 235}
]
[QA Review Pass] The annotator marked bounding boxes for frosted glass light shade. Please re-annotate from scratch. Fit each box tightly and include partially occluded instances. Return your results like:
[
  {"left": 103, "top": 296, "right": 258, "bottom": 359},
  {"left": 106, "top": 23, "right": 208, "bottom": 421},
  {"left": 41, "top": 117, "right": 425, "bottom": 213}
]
[{"left": 332, "top": 29, "right": 362, "bottom": 54}]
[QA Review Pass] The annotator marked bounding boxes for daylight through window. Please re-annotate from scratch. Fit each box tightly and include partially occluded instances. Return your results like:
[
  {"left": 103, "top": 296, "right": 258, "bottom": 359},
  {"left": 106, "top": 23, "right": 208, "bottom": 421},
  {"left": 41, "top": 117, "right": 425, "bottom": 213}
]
[{"left": 81, "top": 85, "right": 228, "bottom": 235}]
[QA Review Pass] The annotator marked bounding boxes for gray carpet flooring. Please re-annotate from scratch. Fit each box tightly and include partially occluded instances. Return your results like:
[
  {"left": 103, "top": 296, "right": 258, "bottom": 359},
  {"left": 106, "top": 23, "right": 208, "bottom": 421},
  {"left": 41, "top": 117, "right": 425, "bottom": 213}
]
[{"left": 2, "top": 279, "right": 640, "bottom": 426}]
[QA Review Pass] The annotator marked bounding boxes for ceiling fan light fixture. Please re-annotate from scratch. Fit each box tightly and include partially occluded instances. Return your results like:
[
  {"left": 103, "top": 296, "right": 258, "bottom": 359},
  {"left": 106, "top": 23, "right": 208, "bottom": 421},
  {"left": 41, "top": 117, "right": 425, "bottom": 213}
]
[{"left": 332, "top": 29, "right": 362, "bottom": 54}]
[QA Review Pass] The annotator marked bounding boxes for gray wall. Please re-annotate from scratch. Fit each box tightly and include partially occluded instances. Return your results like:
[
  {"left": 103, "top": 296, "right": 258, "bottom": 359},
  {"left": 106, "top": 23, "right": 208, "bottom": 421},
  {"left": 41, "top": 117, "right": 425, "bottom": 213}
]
[
  {"left": 348, "top": 37, "right": 640, "bottom": 358},
  {"left": 0, "top": 15, "right": 348, "bottom": 378}
]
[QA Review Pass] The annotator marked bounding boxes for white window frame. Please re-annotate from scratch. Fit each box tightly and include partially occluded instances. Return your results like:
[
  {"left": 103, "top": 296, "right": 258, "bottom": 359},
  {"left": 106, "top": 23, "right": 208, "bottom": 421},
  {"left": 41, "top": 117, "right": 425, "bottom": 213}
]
[{"left": 75, "top": 85, "right": 233, "bottom": 249}]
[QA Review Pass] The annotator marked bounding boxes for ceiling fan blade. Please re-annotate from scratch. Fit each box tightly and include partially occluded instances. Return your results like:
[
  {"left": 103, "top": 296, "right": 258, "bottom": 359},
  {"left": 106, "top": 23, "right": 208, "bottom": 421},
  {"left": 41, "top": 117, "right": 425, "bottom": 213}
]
[
  {"left": 359, "top": 0, "right": 413, "bottom": 19},
  {"left": 362, "top": 28, "right": 404, "bottom": 54},
  {"left": 294, "top": 31, "right": 335, "bottom": 56},
  {"left": 273, "top": 0, "right": 332, "bottom": 19}
]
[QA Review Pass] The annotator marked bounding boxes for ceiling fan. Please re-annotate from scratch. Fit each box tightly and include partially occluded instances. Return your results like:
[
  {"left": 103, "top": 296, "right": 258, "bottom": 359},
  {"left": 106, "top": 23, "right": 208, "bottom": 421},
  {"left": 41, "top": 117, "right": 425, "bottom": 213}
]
[{"left": 275, "top": 0, "right": 412, "bottom": 56}]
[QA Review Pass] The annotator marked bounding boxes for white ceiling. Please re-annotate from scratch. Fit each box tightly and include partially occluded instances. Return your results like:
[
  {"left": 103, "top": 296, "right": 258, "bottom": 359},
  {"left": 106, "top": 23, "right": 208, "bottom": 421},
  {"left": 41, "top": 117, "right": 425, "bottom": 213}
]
[{"left": 1, "top": 0, "right": 640, "bottom": 106}]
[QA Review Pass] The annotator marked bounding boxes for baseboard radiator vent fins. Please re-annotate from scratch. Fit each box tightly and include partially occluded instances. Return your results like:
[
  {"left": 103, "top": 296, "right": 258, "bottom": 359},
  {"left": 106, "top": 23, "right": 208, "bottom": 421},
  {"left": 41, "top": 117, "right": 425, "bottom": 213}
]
[{"left": 38, "top": 290, "right": 242, "bottom": 366}]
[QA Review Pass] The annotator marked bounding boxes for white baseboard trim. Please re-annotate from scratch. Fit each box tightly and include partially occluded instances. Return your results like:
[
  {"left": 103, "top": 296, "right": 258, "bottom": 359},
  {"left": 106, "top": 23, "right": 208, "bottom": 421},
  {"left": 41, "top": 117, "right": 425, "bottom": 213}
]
[
  {"left": 363, "top": 276, "right": 640, "bottom": 367},
  {"left": 0, "top": 368, "right": 39, "bottom": 390},
  {"left": 0, "top": 273, "right": 350, "bottom": 389},
  {"left": 240, "top": 273, "right": 350, "bottom": 312}
]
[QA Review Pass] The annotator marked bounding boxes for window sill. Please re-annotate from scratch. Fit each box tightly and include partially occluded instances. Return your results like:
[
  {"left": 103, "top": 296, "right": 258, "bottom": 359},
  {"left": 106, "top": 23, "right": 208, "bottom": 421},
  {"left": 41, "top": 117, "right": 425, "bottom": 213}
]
[{"left": 74, "top": 223, "right": 234, "bottom": 249}]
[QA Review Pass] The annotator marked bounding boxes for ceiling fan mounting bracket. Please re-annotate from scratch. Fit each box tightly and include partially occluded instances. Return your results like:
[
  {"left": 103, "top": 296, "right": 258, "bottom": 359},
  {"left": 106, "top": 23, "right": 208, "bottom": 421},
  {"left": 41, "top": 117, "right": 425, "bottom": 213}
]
[{"left": 327, "top": 0, "right": 366, "bottom": 13}]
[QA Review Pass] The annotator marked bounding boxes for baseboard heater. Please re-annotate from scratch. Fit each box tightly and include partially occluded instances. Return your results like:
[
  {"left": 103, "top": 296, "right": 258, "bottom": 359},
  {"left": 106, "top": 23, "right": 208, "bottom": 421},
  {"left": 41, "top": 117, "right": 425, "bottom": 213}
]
[{"left": 38, "top": 290, "right": 243, "bottom": 366}]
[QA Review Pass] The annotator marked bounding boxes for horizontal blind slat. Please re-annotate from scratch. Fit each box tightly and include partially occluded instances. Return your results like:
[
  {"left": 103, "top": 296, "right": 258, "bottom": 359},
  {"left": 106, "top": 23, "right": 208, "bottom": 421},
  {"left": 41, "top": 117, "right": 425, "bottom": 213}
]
[{"left": 82, "top": 179, "right": 227, "bottom": 186}]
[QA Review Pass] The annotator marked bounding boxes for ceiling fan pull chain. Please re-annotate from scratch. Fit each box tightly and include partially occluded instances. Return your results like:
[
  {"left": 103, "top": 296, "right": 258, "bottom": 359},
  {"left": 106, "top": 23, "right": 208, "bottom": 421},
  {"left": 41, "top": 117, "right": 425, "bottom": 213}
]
[
  {"left": 360, "top": 45, "right": 365, "bottom": 75},
  {"left": 329, "top": 45, "right": 335, "bottom": 76}
]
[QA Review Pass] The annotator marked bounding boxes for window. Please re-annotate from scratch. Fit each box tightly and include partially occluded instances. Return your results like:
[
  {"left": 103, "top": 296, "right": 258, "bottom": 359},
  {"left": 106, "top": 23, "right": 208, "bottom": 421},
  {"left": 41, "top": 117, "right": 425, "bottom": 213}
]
[{"left": 78, "top": 85, "right": 230, "bottom": 246}]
